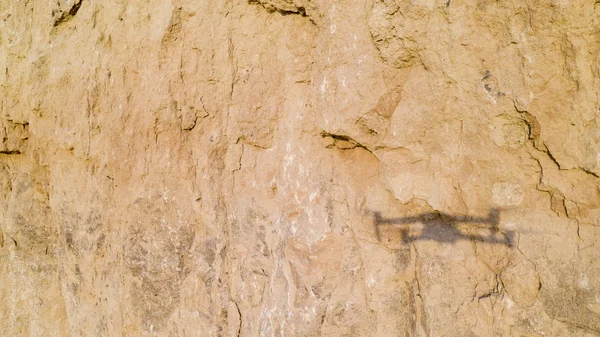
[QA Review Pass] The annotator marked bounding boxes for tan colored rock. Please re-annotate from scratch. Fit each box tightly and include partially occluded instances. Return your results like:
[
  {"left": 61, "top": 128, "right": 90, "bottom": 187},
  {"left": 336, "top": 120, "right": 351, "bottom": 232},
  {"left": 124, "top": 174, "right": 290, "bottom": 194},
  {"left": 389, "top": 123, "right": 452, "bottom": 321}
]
[
  {"left": 502, "top": 260, "right": 541, "bottom": 306},
  {"left": 1, "top": 0, "right": 600, "bottom": 336}
]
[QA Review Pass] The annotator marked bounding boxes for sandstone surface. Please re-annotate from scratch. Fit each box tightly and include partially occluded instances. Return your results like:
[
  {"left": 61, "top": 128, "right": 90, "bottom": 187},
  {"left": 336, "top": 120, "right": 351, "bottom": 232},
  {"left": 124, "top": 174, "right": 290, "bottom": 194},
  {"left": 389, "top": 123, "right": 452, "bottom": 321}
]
[{"left": 1, "top": 0, "right": 600, "bottom": 336}]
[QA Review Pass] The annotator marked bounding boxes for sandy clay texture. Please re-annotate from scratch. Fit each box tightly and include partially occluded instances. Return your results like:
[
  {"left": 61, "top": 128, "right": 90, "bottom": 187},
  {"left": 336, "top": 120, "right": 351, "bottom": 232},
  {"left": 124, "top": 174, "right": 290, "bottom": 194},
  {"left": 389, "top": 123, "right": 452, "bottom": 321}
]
[{"left": 1, "top": 0, "right": 600, "bottom": 336}]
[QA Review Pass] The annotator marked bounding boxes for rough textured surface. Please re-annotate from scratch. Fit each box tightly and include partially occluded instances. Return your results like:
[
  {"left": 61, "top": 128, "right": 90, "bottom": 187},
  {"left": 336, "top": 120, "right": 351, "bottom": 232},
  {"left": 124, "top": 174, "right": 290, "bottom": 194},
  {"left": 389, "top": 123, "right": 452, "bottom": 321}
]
[{"left": 1, "top": 0, "right": 600, "bottom": 336}]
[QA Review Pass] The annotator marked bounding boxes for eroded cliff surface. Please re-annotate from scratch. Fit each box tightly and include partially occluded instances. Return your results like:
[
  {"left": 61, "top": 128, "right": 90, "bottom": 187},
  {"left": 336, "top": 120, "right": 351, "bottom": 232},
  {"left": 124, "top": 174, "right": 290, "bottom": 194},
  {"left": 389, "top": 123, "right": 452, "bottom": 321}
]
[{"left": 1, "top": 0, "right": 599, "bottom": 336}]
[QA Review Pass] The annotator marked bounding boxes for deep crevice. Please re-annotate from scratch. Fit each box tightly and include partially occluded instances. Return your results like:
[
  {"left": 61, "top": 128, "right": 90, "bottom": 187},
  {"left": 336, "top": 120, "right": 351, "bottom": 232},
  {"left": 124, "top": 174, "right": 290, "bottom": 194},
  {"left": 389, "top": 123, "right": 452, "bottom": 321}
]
[
  {"left": 53, "top": 0, "right": 84, "bottom": 27},
  {"left": 321, "top": 131, "right": 375, "bottom": 156},
  {"left": 248, "top": 0, "right": 315, "bottom": 25}
]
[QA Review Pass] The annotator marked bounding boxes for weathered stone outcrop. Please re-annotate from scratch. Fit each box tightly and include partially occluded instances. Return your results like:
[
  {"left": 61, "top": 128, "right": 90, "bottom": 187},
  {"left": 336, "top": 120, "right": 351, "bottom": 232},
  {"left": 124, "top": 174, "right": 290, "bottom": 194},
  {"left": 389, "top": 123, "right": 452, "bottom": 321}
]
[{"left": 1, "top": 0, "right": 599, "bottom": 336}]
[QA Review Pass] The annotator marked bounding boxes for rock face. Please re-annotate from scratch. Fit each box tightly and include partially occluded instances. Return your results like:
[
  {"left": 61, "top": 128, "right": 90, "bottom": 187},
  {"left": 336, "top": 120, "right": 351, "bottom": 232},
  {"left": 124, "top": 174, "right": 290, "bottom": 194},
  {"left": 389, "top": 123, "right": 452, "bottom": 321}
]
[{"left": 1, "top": 0, "right": 599, "bottom": 336}]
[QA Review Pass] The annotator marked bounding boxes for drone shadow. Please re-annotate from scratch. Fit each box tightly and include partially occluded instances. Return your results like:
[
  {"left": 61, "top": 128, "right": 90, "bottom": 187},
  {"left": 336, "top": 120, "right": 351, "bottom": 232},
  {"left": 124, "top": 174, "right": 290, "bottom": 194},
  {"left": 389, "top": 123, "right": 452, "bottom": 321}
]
[{"left": 373, "top": 208, "right": 514, "bottom": 246}]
